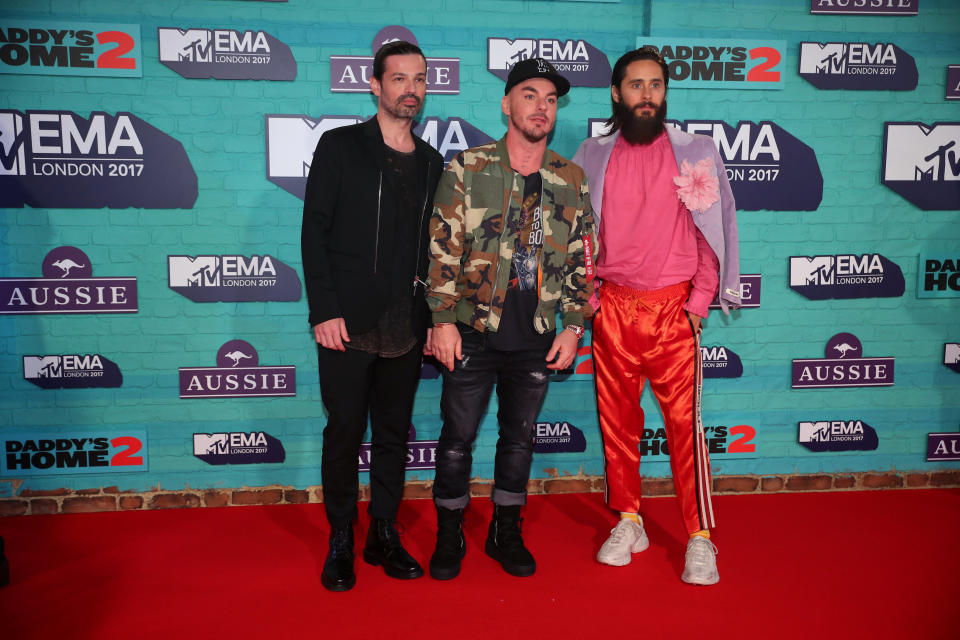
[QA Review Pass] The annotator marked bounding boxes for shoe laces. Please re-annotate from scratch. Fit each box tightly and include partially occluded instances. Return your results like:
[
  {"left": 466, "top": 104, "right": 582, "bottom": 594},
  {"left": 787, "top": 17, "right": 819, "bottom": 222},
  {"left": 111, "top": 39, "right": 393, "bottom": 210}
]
[
  {"left": 330, "top": 528, "right": 352, "bottom": 556},
  {"left": 685, "top": 537, "right": 718, "bottom": 568},
  {"left": 607, "top": 519, "right": 637, "bottom": 545},
  {"left": 377, "top": 519, "right": 403, "bottom": 549}
]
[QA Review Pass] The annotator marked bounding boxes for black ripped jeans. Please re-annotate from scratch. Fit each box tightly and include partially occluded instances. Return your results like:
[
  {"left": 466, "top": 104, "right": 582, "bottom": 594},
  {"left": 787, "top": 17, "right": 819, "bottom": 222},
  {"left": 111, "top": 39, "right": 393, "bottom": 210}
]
[{"left": 433, "top": 325, "right": 551, "bottom": 510}]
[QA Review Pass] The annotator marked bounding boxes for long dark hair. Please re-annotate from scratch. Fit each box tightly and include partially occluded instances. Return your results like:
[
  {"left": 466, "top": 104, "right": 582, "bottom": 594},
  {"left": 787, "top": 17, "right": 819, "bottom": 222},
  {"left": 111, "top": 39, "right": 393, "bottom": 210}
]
[{"left": 604, "top": 46, "right": 670, "bottom": 136}]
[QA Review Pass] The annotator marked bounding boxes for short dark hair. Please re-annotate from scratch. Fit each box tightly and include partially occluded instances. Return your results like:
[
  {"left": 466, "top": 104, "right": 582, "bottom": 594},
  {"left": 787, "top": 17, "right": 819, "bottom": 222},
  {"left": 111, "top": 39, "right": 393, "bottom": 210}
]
[
  {"left": 372, "top": 40, "right": 426, "bottom": 81},
  {"left": 603, "top": 46, "right": 670, "bottom": 136}
]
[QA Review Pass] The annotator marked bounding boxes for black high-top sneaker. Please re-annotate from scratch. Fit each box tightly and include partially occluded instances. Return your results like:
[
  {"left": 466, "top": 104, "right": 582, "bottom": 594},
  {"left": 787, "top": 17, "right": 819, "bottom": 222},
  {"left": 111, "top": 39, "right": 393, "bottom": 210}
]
[
  {"left": 484, "top": 504, "right": 536, "bottom": 577},
  {"left": 429, "top": 506, "right": 466, "bottom": 580}
]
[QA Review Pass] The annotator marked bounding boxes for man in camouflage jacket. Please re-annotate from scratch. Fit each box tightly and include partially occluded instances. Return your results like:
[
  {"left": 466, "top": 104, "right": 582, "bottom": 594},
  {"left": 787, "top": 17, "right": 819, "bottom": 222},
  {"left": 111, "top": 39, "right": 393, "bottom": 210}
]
[{"left": 425, "top": 58, "right": 596, "bottom": 581}]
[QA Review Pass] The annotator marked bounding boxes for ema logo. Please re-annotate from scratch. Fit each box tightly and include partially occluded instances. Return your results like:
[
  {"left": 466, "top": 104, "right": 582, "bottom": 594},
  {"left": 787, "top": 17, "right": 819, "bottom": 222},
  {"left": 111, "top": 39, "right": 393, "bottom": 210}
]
[
  {"left": 927, "top": 432, "right": 960, "bottom": 461},
  {"left": 23, "top": 354, "right": 122, "bottom": 389},
  {"left": 1, "top": 431, "right": 147, "bottom": 477},
  {"left": 792, "top": 333, "right": 894, "bottom": 389},
  {"left": 918, "top": 255, "right": 960, "bottom": 298},
  {"left": 533, "top": 421, "right": 587, "bottom": 454},
  {"left": 799, "top": 420, "right": 879, "bottom": 452},
  {"left": 944, "top": 343, "right": 960, "bottom": 374},
  {"left": 487, "top": 36, "right": 611, "bottom": 87},
  {"left": 179, "top": 339, "right": 295, "bottom": 399},
  {"left": 158, "top": 27, "right": 295, "bottom": 80},
  {"left": 789, "top": 254, "right": 905, "bottom": 300},
  {"left": 358, "top": 426, "right": 436, "bottom": 472},
  {"left": 0, "top": 20, "right": 141, "bottom": 78},
  {"left": 193, "top": 432, "right": 285, "bottom": 465},
  {"left": 709, "top": 274, "right": 761, "bottom": 309},
  {"left": 810, "top": 0, "right": 918, "bottom": 16},
  {"left": 0, "top": 246, "right": 137, "bottom": 315},
  {"left": 640, "top": 425, "right": 756, "bottom": 457},
  {"left": 700, "top": 345, "right": 743, "bottom": 378},
  {"left": 168, "top": 254, "right": 301, "bottom": 302},
  {"left": 331, "top": 26, "right": 459, "bottom": 94},
  {"left": 882, "top": 122, "right": 960, "bottom": 211},
  {"left": 265, "top": 114, "right": 493, "bottom": 199},
  {"left": 799, "top": 42, "right": 917, "bottom": 90},
  {"left": 0, "top": 109, "right": 196, "bottom": 209},
  {"left": 639, "top": 38, "right": 785, "bottom": 90}
]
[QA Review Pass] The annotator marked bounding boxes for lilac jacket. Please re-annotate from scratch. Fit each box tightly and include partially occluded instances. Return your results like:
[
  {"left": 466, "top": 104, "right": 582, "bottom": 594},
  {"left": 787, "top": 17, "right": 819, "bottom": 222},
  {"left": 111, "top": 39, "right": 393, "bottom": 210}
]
[{"left": 572, "top": 126, "right": 741, "bottom": 313}]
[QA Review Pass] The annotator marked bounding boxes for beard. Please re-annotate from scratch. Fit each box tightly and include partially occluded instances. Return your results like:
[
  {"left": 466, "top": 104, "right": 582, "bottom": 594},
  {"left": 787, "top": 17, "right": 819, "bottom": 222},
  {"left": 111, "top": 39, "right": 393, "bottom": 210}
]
[
  {"left": 383, "top": 93, "right": 422, "bottom": 119},
  {"left": 615, "top": 98, "right": 667, "bottom": 145},
  {"left": 511, "top": 112, "right": 551, "bottom": 143}
]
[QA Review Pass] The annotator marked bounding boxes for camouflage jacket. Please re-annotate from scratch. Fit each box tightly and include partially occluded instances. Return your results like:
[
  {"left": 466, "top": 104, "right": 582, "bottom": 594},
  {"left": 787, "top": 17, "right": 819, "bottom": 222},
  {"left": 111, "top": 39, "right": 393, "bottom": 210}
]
[{"left": 427, "top": 137, "right": 597, "bottom": 334}]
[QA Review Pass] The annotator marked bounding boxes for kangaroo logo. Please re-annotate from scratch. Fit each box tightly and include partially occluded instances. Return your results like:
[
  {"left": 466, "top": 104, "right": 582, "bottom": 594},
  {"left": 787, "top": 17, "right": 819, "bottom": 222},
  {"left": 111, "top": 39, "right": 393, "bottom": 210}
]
[
  {"left": 223, "top": 351, "right": 252, "bottom": 367},
  {"left": 51, "top": 259, "right": 86, "bottom": 278},
  {"left": 833, "top": 343, "right": 857, "bottom": 358}
]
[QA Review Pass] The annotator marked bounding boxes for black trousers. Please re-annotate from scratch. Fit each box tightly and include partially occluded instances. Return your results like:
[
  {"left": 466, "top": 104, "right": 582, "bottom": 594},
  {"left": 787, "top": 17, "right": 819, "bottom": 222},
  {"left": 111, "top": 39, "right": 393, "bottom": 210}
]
[{"left": 317, "top": 344, "right": 422, "bottom": 529}]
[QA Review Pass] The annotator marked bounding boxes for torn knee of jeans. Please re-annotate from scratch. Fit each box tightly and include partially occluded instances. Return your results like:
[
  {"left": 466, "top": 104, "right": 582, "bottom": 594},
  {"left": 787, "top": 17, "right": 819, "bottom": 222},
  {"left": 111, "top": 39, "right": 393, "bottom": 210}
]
[
  {"left": 439, "top": 447, "right": 467, "bottom": 460},
  {"left": 528, "top": 370, "right": 548, "bottom": 383}
]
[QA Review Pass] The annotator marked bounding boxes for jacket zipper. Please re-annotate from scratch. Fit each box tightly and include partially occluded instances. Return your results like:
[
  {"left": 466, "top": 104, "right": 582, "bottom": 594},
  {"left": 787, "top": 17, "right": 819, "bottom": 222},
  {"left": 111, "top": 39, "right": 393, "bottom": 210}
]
[
  {"left": 373, "top": 171, "right": 382, "bottom": 275},
  {"left": 486, "top": 172, "right": 516, "bottom": 331},
  {"left": 412, "top": 159, "right": 432, "bottom": 295}
]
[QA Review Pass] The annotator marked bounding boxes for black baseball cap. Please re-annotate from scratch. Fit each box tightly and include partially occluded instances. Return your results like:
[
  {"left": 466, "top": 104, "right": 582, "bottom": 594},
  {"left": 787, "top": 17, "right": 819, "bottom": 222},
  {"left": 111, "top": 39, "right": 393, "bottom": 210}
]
[{"left": 504, "top": 57, "right": 571, "bottom": 97}]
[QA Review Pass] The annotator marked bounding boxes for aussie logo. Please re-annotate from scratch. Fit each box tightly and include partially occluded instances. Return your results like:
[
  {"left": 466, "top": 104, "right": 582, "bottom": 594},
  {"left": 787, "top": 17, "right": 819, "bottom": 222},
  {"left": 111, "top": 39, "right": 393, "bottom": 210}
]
[
  {"left": 927, "top": 432, "right": 960, "bottom": 461},
  {"left": 700, "top": 345, "right": 743, "bottom": 378},
  {"left": 0, "top": 21, "right": 141, "bottom": 77},
  {"left": 709, "top": 274, "right": 761, "bottom": 310},
  {"left": 167, "top": 254, "right": 301, "bottom": 302},
  {"left": 641, "top": 425, "right": 757, "bottom": 457},
  {"left": 947, "top": 66, "right": 960, "bottom": 101},
  {"left": 810, "top": 0, "right": 918, "bottom": 16},
  {"left": 792, "top": 333, "right": 894, "bottom": 389},
  {"left": 158, "top": 27, "right": 296, "bottom": 80},
  {"left": 639, "top": 38, "right": 785, "bottom": 90},
  {"left": 799, "top": 42, "right": 917, "bottom": 90},
  {"left": 1, "top": 431, "right": 146, "bottom": 476},
  {"left": 944, "top": 343, "right": 960, "bottom": 374},
  {"left": 358, "top": 426, "right": 436, "bottom": 472},
  {"left": 193, "top": 432, "right": 285, "bottom": 465},
  {"left": 265, "top": 114, "right": 493, "bottom": 199},
  {"left": 533, "top": 422, "right": 587, "bottom": 454},
  {"left": 0, "top": 246, "right": 137, "bottom": 315},
  {"left": 23, "top": 353, "right": 122, "bottom": 389},
  {"left": 799, "top": 419, "right": 879, "bottom": 452},
  {"left": 789, "top": 254, "right": 905, "bottom": 300},
  {"left": 0, "top": 109, "right": 197, "bottom": 209},
  {"left": 918, "top": 255, "right": 960, "bottom": 298},
  {"left": 882, "top": 122, "right": 960, "bottom": 211},
  {"left": 487, "top": 36, "right": 611, "bottom": 87},
  {"left": 179, "top": 339, "right": 295, "bottom": 399},
  {"left": 331, "top": 26, "right": 459, "bottom": 94}
]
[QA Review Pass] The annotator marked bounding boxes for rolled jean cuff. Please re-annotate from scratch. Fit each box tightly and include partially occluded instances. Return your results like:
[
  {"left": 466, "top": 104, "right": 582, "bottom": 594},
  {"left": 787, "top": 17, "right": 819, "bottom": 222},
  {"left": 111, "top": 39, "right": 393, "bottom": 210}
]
[
  {"left": 491, "top": 487, "right": 526, "bottom": 506},
  {"left": 434, "top": 494, "right": 470, "bottom": 510}
]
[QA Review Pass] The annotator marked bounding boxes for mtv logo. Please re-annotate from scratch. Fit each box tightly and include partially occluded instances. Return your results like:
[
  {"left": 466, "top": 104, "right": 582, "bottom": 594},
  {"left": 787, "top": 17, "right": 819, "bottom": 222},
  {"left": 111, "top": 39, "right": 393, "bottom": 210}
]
[
  {"left": 884, "top": 123, "right": 960, "bottom": 182},
  {"left": 0, "top": 111, "right": 26, "bottom": 177},
  {"left": 799, "top": 421, "right": 830, "bottom": 442},
  {"left": 23, "top": 356, "right": 62, "bottom": 379},
  {"left": 799, "top": 43, "right": 846, "bottom": 74},
  {"left": 946, "top": 343, "right": 960, "bottom": 364},
  {"left": 169, "top": 256, "right": 220, "bottom": 287},
  {"left": 266, "top": 115, "right": 362, "bottom": 179},
  {"left": 488, "top": 38, "right": 537, "bottom": 70},
  {"left": 159, "top": 28, "right": 213, "bottom": 63},
  {"left": 193, "top": 433, "right": 229, "bottom": 455},
  {"left": 790, "top": 256, "right": 835, "bottom": 286}
]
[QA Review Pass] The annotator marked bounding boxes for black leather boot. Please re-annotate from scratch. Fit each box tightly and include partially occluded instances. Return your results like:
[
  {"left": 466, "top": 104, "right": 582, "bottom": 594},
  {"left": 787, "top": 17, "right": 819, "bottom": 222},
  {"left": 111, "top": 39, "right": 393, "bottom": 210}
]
[
  {"left": 321, "top": 525, "right": 355, "bottom": 592},
  {"left": 363, "top": 518, "right": 423, "bottom": 579},
  {"left": 429, "top": 506, "right": 466, "bottom": 580},
  {"left": 485, "top": 504, "right": 536, "bottom": 577},
  {"left": 0, "top": 536, "right": 9, "bottom": 588}
]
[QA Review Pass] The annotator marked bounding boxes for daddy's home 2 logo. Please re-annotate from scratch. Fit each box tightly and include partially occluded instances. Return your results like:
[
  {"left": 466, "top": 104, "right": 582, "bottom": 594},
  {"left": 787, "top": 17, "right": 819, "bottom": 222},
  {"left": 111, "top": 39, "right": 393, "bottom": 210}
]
[
  {"left": 359, "top": 426, "right": 436, "bottom": 472},
  {"left": 158, "top": 27, "right": 295, "bottom": 80},
  {"left": 639, "top": 38, "right": 785, "bottom": 90},
  {"left": 799, "top": 419, "right": 879, "bottom": 452},
  {"left": 917, "top": 255, "right": 960, "bottom": 298},
  {"left": 1, "top": 431, "right": 147, "bottom": 477},
  {"left": 799, "top": 42, "right": 917, "bottom": 90},
  {"left": 700, "top": 345, "right": 743, "bottom": 378},
  {"left": 533, "top": 421, "right": 587, "bottom": 454},
  {"left": 0, "top": 20, "right": 141, "bottom": 77},
  {"left": 0, "top": 109, "right": 197, "bottom": 209},
  {"left": 792, "top": 333, "right": 894, "bottom": 389},
  {"left": 789, "top": 253, "right": 905, "bottom": 300},
  {"left": 179, "top": 339, "right": 295, "bottom": 399},
  {"left": 23, "top": 353, "right": 122, "bottom": 389},
  {"left": 193, "top": 431, "right": 285, "bottom": 465},
  {"left": 265, "top": 114, "right": 493, "bottom": 199},
  {"left": 0, "top": 247, "right": 137, "bottom": 315},
  {"left": 810, "top": 0, "right": 918, "bottom": 16},
  {"left": 168, "top": 254, "right": 301, "bottom": 302},
  {"left": 487, "top": 36, "right": 611, "bottom": 87},
  {"left": 641, "top": 424, "right": 757, "bottom": 457},
  {"left": 882, "top": 122, "right": 960, "bottom": 211}
]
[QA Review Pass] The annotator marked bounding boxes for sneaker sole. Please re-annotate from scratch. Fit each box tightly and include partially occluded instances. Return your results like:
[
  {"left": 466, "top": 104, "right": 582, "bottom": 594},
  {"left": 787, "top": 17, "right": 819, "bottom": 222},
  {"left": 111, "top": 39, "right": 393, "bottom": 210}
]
[
  {"left": 681, "top": 572, "right": 719, "bottom": 586},
  {"left": 484, "top": 540, "right": 536, "bottom": 577},
  {"left": 597, "top": 533, "right": 650, "bottom": 566}
]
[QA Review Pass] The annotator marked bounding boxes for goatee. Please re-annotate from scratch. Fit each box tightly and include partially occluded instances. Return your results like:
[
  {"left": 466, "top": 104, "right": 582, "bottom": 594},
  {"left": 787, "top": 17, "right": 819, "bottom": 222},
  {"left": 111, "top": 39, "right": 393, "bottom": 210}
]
[{"left": 616, "top": 99, "right": 667, "bottom": 145}]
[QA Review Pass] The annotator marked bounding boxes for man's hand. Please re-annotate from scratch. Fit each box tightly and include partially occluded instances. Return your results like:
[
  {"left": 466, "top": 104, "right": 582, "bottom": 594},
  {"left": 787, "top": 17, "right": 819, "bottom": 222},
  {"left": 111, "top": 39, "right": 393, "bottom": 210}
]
[
  {"left": 432, "top": 324, "right": 462, "bottom": 372},
  {"left": 546, "top": 329, "right": 579, "bottom": 370},
  {"left": 689, "top": 313, "right": 703, "bottom": 334},
  {"left": 313, "top": 317, "right": 350, "bottom": 351},
  {"left": 423, "top": 328, "right": 434, "bottom": 356}
]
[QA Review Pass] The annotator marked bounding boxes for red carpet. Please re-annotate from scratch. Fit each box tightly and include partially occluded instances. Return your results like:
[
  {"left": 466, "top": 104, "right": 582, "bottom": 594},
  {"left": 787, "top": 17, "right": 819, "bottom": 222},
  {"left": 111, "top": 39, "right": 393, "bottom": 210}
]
[{"left": 1, "top": 490, "right": 957, "bottom": 639}]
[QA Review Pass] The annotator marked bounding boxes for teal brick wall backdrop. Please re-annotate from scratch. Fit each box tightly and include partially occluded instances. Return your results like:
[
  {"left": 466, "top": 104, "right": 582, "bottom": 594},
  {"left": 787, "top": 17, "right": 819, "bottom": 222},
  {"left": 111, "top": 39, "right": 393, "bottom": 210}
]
[{"left": 1, "top": 0, "right": 958, "bottom": 504}]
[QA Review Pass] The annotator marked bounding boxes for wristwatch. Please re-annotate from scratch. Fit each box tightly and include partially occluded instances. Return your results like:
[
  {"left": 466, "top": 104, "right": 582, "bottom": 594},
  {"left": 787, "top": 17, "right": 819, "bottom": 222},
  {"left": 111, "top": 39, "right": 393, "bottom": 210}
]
[{"left": 565, "top": 324, "right": 584, "bottom": 339}]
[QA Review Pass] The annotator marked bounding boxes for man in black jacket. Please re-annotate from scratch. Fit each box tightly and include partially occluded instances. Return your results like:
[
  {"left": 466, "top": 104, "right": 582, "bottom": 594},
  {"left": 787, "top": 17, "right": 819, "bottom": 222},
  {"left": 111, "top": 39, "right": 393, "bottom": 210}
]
[{"left": 301, "top": 40, "right": 443, "bottom": 592}]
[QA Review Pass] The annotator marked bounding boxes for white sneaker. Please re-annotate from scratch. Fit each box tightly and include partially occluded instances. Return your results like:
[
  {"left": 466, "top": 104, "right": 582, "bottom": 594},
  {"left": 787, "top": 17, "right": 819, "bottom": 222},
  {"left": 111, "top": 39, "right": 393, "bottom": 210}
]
[
  {"left": 596, "top": 518, "right": 649, "bottom": 566},
  {"left": 681, "top": 536, "right": 719, "bottom": 585}
]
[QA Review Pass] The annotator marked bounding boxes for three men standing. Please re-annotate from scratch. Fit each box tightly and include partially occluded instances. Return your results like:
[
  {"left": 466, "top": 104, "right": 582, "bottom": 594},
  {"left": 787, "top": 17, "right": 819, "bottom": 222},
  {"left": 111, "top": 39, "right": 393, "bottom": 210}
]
[{"left": 301, "top": 41, "right": 443, "bottom": 592}]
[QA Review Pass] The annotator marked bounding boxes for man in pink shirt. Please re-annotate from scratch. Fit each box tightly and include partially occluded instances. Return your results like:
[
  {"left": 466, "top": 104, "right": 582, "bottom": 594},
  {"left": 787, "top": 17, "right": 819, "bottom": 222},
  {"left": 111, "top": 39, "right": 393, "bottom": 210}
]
[{"left": 573, "top": 47, "right": 740, "bottom": 585}]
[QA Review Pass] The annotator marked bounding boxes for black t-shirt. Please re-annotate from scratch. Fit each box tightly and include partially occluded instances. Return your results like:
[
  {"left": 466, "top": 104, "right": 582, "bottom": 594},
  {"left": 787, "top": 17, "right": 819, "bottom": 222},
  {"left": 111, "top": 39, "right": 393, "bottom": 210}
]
[{"left": 487, "top": 171, "right": 555, "bottom": 352}]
